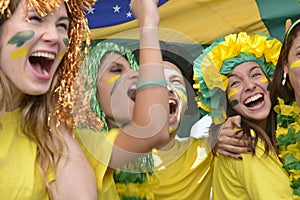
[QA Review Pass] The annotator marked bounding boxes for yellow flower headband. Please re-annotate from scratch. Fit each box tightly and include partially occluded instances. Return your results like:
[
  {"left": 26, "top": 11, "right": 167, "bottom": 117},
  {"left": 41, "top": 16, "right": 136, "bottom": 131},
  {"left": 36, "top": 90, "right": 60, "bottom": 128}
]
[
  {"left": 1, "top": 0, "right": 97, "bottom": 128},
  {"left": 193, "top": 32, "right": 282, "bottom": 124}
]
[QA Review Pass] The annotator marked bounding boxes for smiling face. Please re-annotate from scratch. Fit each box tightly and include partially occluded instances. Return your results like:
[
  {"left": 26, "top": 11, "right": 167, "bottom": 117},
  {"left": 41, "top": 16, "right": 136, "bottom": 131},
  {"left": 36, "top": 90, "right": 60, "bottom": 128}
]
[
  {"left": 97, "top": 52, "right": 138, "bottom": 128},
  {"left": 0, "top": 0, "right": 69, "bottom": 97},
  {"left": 163, "top": 61, "right": 188, "bottom": 135},
  {"left": 226, "top": 62, "right": 271, "bottom": 125},
  {"left": 284, "top": 32, "right": 300, "bottom": 106}
]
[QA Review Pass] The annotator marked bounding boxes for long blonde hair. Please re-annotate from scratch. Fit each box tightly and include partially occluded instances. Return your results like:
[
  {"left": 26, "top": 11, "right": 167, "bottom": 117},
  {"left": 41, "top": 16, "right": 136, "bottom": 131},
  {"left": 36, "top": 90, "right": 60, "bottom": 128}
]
[{"left": 0, "top": 0, "right": 96, "bottom": 187}]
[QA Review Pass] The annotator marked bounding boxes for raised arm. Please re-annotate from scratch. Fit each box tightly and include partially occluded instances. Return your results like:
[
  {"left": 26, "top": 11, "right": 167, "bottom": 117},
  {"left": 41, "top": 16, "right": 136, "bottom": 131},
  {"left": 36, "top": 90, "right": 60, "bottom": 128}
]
[{"left": 110, "top": 0, "right": 170, "bottom": 168}]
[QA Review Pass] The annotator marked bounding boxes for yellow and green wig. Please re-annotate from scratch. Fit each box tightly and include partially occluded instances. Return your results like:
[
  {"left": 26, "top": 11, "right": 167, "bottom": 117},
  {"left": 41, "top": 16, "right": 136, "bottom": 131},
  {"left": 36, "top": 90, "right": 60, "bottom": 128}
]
[
  {"left": 74, "top": 41, "right": 154, "bottom": 200},
  {"left": 193, "top": 32, "right": 282, "bottom": 124}
]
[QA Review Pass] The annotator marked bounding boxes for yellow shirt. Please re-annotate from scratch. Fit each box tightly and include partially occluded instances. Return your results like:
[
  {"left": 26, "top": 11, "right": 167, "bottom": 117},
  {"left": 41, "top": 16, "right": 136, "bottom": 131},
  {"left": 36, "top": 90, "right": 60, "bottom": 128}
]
[
  {"left": 0, "top": 109, "right": 49, "bottom": 199},
  {"left": 152, "top": 138, "right": 214, "bottom": 200},
  {"left": 75, "top": 128, "right": 121, "bottom": 200},
  {"left": 213, "top": 134, "right": 293, "bottom": 200}
]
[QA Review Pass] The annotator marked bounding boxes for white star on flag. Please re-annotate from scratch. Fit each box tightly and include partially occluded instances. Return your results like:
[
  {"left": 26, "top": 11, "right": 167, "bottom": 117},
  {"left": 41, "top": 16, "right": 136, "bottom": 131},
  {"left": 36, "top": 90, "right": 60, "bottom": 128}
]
[
  {"left": 126, "top": 11, "right": 133, "bottom": 18},
  {"left": 87, "top": 6, "right": 95, "bottom": 14},
  {"left": 113, "top": 4, "right": 121, "bottom": 13}
]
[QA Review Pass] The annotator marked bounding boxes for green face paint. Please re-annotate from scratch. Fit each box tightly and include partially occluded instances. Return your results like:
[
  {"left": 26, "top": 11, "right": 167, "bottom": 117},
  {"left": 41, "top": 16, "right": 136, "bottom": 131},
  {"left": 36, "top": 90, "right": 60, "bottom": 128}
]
[
  {"left": 173, "top": 85, "right": 187, "bottom": 103},
  {"left": 230, "top": 99, "right": 239, "bottom": 107},
  {"left": 63, "top": 38, "right": 69, "bottom": 47},
  {"left": 8, "top": 30, "right": 34, "bottom": 47}
]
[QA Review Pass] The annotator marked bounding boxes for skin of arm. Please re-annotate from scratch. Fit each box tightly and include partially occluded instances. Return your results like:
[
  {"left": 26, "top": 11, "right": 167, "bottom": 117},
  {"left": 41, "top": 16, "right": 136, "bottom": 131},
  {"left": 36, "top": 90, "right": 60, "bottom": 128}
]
[{"left": 110, "top": 0, "right": 170, "bottom": 168}]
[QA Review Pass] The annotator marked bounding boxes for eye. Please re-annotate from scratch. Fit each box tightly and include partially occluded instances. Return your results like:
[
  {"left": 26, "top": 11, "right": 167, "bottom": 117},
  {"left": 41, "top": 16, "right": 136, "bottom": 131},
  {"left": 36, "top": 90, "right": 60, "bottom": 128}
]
[
  {"left": 171, "top": 79, "right": 183, "bottom": 84},
  {"left": 57, "top": 22, "right": 69, "bottom": 31},
  {"left": 28, "top": 15, "right": 42, "bottom": 22},
  {"left": 110, "top": 66, "right": 123, "bottom": 73},
  {"left": 251, "top": 72, "right": 262, "bottom": 78},
  {"left": 230, "top": 80, "right": 240, "bottom": 87}
]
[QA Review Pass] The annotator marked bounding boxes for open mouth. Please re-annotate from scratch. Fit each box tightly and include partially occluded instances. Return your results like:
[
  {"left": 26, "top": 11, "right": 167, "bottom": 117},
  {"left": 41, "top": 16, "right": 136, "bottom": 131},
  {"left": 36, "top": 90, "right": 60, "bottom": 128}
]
[
  {"left": 127, "top": 85, "right": 136, "bottom": 101},
  {"left": 29, "top": 52, "right": 55, "bottom": 76},
  {"left": 244, "top": 93, "right": 264, "bottom": 108},
  {"left": 169, "top": 97, "right": 178, "bottom": 115}
]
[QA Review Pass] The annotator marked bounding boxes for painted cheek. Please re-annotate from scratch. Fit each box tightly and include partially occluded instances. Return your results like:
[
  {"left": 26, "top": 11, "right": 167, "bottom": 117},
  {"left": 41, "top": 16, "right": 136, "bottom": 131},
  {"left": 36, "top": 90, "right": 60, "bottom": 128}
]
[
  {"left": 260, "top": 77, "right": 268, "bottom": 83},
  {"left": 8, "top": 30, "right": 34, "bottom": 47},
  {"left": 110, "top": 75, "right": 122, "bottom": 95},
  {"left": 58, "top": 50, "right": 66, "bottom": 61},
  {"left": 227, "top": 88, "right": 239, "bottom": 107},
  {"left": 230, "top": 99, "right": 239, "bottom": 107},
  {"left": 10, "top": 46, "right": 29, "bottom": 59},
  {"left": 174, "top": 85, "right": 187, "bottom": 103},
  {"left": 290, "top": 60, "right": 300, "bottom": 69},
  {"left": 63, "top": 38, "right": 69, "bottom": 47},
  {"left": 107, "top": 74, "right": 121, "bottom": 84},
  {"left": 227, "top": 88, "right": 238, "bottom": 100}
]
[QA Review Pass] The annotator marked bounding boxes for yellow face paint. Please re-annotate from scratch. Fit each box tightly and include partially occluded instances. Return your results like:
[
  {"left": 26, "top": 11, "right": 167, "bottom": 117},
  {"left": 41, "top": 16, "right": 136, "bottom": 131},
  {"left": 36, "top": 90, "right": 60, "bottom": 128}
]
[
  {"left": 107, "top": 74, "right": 121, "bottom": 84},
  {"left": 290, "top": 60, "right": 300, "bottom": 69},
  {"left": 10, "top": 46, "right": 29, "bottom": 59},
  {"left": 227, "top": 88, "right": 238, "bottom": 100},
  {"left": 260, "top": 77, "right": 268, "bottom": 83},
  {"left": 58, "top": 50, "right": 66, "bottom": 61},
  {"left": 168, "top": 126, "right": 173, "bottom": 134},
  {"left": 176, "top": 89, "right": 187, "bottom": 103}
]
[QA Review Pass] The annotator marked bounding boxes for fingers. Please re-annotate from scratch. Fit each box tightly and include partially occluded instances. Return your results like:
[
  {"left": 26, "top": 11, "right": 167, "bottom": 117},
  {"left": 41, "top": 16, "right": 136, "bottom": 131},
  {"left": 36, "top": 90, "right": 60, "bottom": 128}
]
[
  {"left": 130, "top": 0, "right": 159, "bottom": 28},
  {"left": 217, "top": 149, "right": 243, "bottom": 160},
  {"left": 222, "top": 115, "right": 241, "bottom": 130}
]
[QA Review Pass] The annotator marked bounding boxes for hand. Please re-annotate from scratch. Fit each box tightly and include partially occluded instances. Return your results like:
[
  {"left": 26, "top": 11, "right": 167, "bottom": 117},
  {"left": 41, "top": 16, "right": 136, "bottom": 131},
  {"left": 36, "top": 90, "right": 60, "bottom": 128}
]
[
  {"left": 215, "top": 115, "right": 252, "bottom": 160},
  {"left": 130, "top": 0, "right": 160, "bottom": 28}
]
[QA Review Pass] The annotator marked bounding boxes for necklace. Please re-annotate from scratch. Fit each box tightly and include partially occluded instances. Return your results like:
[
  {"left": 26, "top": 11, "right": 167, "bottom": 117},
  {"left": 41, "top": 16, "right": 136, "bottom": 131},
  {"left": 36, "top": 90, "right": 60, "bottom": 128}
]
[{"left": 274, "top": 98, "right": 300, "bottom": 198}]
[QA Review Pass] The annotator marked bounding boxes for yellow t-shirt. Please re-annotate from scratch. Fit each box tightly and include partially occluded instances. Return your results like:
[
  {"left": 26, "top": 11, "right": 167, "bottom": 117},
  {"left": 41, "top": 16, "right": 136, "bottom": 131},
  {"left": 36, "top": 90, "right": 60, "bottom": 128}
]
[
  {"left": 152, "top": 137, "right": 214, "bottom": 200},
  {"left": 0, "top": 109, "right": 49, "bottom": 199},
  {"left": 75, "top": 128, "right": 121, "bottom": 200},
  {"left": 212, "top": 133, "right": 293, "bottom": 200}
]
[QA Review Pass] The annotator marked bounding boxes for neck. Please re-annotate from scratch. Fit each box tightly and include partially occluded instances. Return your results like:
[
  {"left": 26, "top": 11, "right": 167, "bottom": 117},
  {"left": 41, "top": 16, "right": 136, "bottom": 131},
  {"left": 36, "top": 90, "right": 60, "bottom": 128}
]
[
  {"left": 159, "top": 131, "right": 177, "bottom": 151},
  {"left": 256, "top": 118, "right": 267, "bottom": 132},
  {"left": 295, "top": 93, "right": 300, "bottom": 108}
]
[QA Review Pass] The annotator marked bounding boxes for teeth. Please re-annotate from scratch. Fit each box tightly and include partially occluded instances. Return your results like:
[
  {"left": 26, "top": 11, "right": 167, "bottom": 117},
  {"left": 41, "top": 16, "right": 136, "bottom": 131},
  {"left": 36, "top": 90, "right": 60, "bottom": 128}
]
[
  {"left": 169, "top": 99, "right": 176, "bottom": 105},
  {"left": 42, "top": 68, "right": 49, "bottom": 75},
  {"left": 245, "top": 94, "right": 262, "bottom": 104},
  {"left": 31, "top": 52, "right": 55, "bottom": 59}
]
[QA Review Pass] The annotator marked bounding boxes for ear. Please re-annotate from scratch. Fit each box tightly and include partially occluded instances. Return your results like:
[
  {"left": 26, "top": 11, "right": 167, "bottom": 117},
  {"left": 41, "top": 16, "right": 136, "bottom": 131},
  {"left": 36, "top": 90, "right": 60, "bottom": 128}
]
[
  {"left": 283, "top": 63, "right": 289, "bottom": 74},
  {"left": 286, "top": 19, "right": 292, "bottom": 33}
]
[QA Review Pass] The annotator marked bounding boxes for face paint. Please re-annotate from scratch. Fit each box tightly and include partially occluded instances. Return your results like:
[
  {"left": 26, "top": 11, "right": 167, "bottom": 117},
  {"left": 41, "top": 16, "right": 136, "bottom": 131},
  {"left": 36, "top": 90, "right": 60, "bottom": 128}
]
[
  {"left": 110, "top": 75, "right": 123, "bottom": 95},
  {"left": 229, "top": 99, "right": 239, "bottom": 107},
  {"left": 63, "top": 38, "right": 69, "bottom": 47},
  {"left": 227, "top": 88, "right": 238, "bottom": 100},
  {"left": 107, "top": 74, "right": 121, "bottom": 84},
  {"left": 173, "top": 85, "right": 187, "bottom": 103},
  {"left": 290, "top": 60, "right": 300, "bottom": 69},
  {"left": 8, "top": 30, "right": 34, "bottom": 47},
  {"left": 58, "top": 50, "right": 66, "bottom": 61},
  {"left": 168, "top": 127, "right": 173, "bottom": 134},
  {"left": 10, "top": 46, "right": 29, "bottom": 59},
  {"left": 260, "top": 77, "right": 268, "bottom": 83}
]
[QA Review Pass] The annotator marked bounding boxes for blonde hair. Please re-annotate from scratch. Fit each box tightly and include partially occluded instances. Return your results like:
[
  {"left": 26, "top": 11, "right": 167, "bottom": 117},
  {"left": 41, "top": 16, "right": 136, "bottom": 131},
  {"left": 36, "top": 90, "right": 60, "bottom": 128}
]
[{"left": 0, "top": 0, "right": 96, "bottom": 190}]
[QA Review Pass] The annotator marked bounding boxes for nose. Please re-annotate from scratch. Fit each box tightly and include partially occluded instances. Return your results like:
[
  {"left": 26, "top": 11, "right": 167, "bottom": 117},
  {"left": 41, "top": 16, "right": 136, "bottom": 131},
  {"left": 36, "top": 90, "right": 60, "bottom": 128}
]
[
  {"left": 128, "top": 70, "right": 139, "bottom": 79},
  {"left": 41, "top": 25, "right": 60, "bottom": 44},
  {"left": 244, "top": 77, "right": 256, "bottom": 92}
]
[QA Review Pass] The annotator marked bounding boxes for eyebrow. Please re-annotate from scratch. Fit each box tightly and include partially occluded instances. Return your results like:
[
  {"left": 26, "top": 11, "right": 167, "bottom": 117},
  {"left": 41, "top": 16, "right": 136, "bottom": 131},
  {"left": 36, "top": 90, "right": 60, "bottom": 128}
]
[
  {"left": 228, "top": 65, "right": 260, "bottom": 78},
  {"left": 58, "top": 16, "right": 69, "bottom": 22}
]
